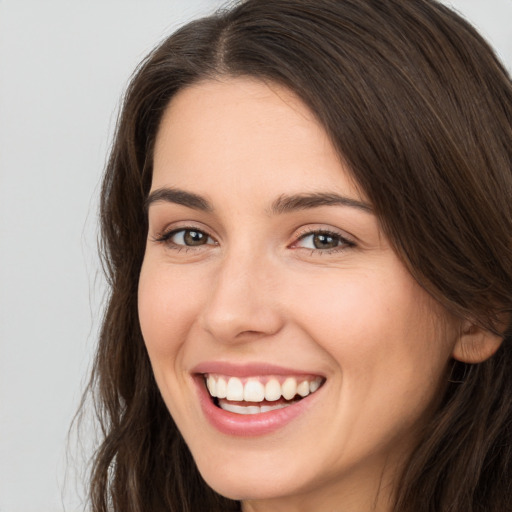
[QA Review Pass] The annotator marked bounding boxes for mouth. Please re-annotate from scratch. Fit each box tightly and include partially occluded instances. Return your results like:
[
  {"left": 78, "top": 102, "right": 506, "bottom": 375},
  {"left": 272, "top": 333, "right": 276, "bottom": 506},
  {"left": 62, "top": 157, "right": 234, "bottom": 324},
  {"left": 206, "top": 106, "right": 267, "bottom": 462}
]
[
  {"left": 203, "top": 374, "right": 325, "bottom": 415},
  {"left": 191, "top": 362, "right": 327, "bottom": 435}
]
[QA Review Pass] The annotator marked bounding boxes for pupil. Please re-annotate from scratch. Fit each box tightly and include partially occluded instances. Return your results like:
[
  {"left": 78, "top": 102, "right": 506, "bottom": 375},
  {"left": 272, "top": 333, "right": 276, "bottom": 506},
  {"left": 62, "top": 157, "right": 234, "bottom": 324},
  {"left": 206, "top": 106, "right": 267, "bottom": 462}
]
[
  {"left": 184, "top": 230, "right": 206, "bottom": 246},
  {"left": 314, "top": 234, "right": 337, "bottom": 249}
]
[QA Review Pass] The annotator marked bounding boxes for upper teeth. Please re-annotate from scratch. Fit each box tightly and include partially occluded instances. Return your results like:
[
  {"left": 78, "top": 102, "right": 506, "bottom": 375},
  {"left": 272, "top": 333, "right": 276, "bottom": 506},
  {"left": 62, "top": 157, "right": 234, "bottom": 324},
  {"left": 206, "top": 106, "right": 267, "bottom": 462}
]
[{"left": 205, "top": 375, "right": 323, "bottom": 402}]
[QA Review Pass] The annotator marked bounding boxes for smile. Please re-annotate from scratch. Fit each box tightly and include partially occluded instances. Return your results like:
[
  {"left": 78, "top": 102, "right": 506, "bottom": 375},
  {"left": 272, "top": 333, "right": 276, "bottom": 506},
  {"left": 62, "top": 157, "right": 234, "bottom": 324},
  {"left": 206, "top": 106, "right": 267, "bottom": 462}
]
[
  {"left": 192, "top": 363, "right": 326, "bottom": 435},
  {"left": 204, "top": 374, "right": 324, "bottom": 415}
]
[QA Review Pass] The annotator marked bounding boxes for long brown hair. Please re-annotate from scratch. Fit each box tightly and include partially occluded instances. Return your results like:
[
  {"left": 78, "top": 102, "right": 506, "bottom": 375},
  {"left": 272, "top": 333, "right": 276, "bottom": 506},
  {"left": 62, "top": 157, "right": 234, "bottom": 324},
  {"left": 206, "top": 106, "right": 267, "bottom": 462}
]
[{"left": 86, "top": 1, "right": 512, "bottom": 510}]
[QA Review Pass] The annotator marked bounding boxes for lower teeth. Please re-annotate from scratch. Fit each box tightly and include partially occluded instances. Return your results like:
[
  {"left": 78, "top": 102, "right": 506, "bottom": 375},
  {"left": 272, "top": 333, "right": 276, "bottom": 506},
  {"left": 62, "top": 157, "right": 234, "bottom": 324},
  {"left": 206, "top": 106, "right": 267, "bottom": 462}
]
[{"left": 218, "top": 399, "right": 299, "bottom": 415}]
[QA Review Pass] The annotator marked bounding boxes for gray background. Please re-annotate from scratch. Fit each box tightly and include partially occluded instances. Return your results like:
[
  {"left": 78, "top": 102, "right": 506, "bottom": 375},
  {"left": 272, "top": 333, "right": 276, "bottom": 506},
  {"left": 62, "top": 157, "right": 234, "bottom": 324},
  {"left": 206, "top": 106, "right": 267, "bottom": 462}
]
[{"left": 0, "top": 1, "right": 510, "bottom": 511}]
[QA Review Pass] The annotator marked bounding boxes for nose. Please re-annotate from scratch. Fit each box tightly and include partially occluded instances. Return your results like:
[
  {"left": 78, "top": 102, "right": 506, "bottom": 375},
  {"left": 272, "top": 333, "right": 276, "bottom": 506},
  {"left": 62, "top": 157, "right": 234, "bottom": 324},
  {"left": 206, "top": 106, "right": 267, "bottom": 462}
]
[{"left": 200, "top": 249, "right": 285, "bottom": 344}]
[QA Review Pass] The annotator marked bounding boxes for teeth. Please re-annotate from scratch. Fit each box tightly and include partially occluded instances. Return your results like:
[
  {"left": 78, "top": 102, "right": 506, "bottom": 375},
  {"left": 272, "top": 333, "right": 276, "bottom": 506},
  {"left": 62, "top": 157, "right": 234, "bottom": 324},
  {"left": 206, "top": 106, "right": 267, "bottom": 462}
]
[
  {"left": 226, "top": 377, "right": 244, "bottom": 401},
  {"left": 260, "top": 403, "right": 289, "bottom": 413},
  {"left": 265, "top": 379, "right": 281, "bottom": 401},
  {"left": 205, "top": 375, "right": 323, "bottom": 402},
  {"left": 216, "top": 377, "right": 227, "bottom": 399},
  {"left": 243, "top": 380, "right": 265, "bottom": 402},
  {"left": 309, "top": 379, "right": 321, "bottom": 393},
  {"left": 220, "top": 401, "right": 291, "bottom": 415},
  {"left": 206, "top": 375, "right": 216, "bottom": 396},
  {"left": 297, "top": 380, "right": 310, "bottom": 397},
  {"left": 282, "top": 377, "right": 297, "bottom": 400}
]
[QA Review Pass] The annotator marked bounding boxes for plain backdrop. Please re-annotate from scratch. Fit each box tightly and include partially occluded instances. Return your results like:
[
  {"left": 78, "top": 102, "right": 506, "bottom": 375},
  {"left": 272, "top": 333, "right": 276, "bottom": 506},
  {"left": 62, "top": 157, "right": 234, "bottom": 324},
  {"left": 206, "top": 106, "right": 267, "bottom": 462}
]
[{"left": 0, "top": 1, "right": 510, "bottom": 511}]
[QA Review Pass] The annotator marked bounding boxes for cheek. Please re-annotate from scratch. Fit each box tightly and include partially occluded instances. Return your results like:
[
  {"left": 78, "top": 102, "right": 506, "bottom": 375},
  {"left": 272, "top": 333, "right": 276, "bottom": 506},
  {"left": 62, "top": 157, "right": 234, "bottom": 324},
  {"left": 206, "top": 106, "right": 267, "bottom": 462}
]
[
  {"left": 138, "top": 258, "right": 204, "bottom": 360},
  {"left": 292, "top": 265, "right": 455, "bottom": 400},
  {"left": 138, "top": 259, "right": 209, "bottom": 422},
  {"left": 302, "top": 274, "right": 453, "bottom": 456},
  {"left": 289, "top": 267, "right": 406, "bottom": 345}
]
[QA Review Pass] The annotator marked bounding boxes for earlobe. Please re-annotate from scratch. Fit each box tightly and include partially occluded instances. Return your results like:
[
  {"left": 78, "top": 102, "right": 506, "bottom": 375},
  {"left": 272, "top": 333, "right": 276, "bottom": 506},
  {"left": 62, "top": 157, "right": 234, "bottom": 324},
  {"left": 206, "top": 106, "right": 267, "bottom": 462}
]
[{"left": 452, "top": 320, "right": 504, "bottom": 364}]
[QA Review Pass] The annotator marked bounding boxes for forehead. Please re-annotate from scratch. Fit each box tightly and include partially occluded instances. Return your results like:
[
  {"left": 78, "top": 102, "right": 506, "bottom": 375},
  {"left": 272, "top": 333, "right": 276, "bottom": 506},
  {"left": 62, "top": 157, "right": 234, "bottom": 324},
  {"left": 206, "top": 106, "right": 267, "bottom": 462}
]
[{"left": 152, "top": 77, "right": 365, "bottom": 204}]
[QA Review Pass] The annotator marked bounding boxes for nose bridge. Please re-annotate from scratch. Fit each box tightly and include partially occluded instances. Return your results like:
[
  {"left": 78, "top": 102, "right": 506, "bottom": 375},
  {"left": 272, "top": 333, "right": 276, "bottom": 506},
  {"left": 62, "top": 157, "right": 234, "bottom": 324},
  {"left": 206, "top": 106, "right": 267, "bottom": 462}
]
[{"left": 200, "top": 242, "right": 283, "bottom": 342}]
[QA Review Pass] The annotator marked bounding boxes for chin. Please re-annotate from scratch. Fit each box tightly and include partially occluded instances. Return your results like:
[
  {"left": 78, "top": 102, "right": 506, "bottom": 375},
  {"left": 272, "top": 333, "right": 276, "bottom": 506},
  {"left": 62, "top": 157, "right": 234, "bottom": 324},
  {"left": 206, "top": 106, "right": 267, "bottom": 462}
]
[
  {"left": 200, "top": 468, "right": 298, "bottom": 502},
  {"left": 190, "top": 445, "right": 326, "bottom": 504}
]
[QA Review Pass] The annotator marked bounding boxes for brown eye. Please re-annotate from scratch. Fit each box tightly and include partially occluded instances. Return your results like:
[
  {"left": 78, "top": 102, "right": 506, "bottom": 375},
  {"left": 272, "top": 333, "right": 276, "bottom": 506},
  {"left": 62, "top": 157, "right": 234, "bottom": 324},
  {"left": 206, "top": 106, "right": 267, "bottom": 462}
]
[
  {"left": 182, "top": 230, "right": 208, "bottom": 246},
  {"left": 295, "top": 230, "right": 355, "bottom": 252},
  {"left": 161, "top": 228, "right": 215, "bottom": 247},
  {"left": 311, "top": 233, "right": 338, "bottom": 249}
]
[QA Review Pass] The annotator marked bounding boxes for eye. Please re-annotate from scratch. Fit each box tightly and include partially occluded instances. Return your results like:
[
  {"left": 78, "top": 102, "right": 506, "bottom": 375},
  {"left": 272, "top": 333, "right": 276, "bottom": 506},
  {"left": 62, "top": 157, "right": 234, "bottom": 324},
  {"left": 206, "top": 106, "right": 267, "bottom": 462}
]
[
  {"left": 155, "top": 228, "right": 216, "bottom": 248},
  {"left": 294, "top": 230, "right": 355, "bottom": 252},
  {"left": 172, "top": 229, "right": 210, "bottom": 246}
]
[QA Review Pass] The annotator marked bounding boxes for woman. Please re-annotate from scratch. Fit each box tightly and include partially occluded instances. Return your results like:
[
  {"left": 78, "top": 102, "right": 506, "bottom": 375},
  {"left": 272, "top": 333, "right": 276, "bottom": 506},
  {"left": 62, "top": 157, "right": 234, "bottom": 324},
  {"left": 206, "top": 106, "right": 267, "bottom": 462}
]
[{"left": 86, "top": 0, "right": 512, "bottom": 510}]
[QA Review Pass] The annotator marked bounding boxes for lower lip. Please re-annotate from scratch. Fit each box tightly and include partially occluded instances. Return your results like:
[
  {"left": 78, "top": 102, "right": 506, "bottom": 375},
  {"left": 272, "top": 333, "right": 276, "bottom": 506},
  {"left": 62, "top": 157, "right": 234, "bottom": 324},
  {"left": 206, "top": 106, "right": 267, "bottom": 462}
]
[{"left": 194, "top": 377, "right": 321, "bottom": 436}]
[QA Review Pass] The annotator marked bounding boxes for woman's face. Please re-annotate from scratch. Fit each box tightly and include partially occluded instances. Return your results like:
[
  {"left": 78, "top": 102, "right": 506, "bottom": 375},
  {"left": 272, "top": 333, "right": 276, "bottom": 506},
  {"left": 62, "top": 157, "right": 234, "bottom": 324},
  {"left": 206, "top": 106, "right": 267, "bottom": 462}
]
[{"left": 139, "top": 77, "right": 461, "bottom": 511}]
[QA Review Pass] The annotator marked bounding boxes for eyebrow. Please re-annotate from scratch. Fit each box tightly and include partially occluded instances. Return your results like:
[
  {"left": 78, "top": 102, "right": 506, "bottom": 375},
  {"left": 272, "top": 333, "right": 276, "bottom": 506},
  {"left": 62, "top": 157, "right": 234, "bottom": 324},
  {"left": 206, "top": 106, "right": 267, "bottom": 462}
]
[
  {"left": 145, "top": 187, "right": 213, "bottom": 212},
  {"left": 269, "top": 192, "right": 373, "bottom": 214},
  {"left": 145, "top": 187, "right": 372, "bottom": 215}
]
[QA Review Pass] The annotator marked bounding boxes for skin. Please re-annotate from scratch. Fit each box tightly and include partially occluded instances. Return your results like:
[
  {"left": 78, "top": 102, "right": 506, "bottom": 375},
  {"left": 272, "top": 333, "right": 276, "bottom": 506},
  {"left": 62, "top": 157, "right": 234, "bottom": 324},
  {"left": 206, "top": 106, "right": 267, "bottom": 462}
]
[{"left": 138, "top": 77, "right": 463, "bottom": 512}]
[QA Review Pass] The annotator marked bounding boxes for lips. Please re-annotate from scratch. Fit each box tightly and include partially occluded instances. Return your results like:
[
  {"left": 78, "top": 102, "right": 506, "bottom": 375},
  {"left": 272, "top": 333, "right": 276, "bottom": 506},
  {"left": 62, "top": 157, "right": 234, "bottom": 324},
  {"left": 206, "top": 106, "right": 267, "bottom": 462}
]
[{"left": 192, "top": 363, "right": 325, "bottom": 435}]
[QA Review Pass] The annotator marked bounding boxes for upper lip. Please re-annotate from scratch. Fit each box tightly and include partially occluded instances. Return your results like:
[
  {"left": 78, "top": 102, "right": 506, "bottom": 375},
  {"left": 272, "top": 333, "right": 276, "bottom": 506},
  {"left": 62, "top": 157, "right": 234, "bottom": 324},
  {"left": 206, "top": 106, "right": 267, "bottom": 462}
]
[{"left": 191, "top": 361, "right": 325, "bottom": 379}]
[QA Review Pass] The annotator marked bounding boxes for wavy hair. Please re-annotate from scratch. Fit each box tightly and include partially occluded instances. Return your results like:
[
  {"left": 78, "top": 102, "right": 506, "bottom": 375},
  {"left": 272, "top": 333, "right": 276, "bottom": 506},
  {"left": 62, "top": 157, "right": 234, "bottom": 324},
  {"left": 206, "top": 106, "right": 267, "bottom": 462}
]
[{"left": 85, "top": 1, "right": 512, "bottom": 510}]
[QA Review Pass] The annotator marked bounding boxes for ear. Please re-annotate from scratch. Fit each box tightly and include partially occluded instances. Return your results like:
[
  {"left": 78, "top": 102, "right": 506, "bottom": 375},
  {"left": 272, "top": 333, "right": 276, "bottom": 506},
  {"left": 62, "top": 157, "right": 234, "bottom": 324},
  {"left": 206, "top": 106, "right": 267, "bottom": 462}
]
[{"left": 452, "top": 320, "right": 504, "bottom": 364}]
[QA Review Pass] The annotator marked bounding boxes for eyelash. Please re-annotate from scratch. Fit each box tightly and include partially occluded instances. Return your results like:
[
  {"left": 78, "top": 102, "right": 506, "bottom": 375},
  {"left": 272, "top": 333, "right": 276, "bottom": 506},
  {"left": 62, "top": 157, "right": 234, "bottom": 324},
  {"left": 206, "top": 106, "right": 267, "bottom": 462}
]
[
  {"left": 292, "top": 228, "right": 356, "bottom": 254},
  {"left": 153, "top": 226, "right": 217, "bottom": 250},
  {"left": 153, "top": 226, "right": 356, "bottom": 254}
]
